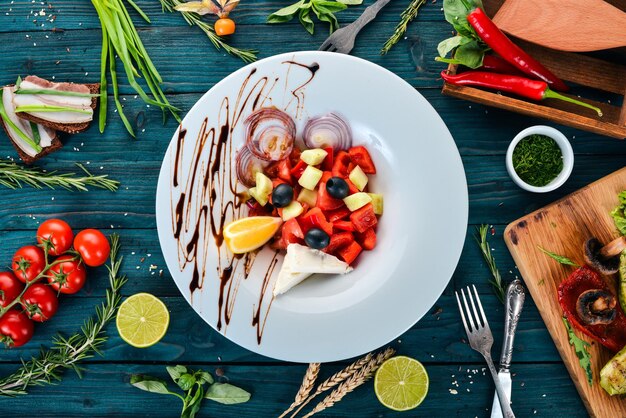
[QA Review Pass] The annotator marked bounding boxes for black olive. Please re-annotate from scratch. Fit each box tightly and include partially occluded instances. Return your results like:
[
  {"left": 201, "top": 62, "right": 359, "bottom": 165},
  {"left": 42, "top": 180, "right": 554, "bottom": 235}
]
[
  {"left": 326, "top": 177, "right": 349, "bottom": 199},
  {"left": 305, "top": 228, "right": 330, "bottom": 250},
  {"left": 272, "top": 184, "right": 294, "bottom": 208}
]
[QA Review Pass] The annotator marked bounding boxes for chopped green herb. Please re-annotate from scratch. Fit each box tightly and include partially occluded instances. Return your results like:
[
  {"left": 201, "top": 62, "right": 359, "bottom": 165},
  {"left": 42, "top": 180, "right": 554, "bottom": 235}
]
[
  {"left": 538, "top": 246, "right": 579, "bottom": 267},
  {"left": 563, "top": 317, "right": 593, "bottom": 385},
  {"left": 512, "top": 134, "right": 563, "bottom": 187},
  {"left": 610, "top": 190, "right": 626, "bottom": 236}
]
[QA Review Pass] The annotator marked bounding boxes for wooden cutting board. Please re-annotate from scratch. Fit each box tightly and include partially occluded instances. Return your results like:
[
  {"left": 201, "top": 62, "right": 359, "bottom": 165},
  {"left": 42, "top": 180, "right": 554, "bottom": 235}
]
[{"left": 504, "top": 167, "right": 626, "bottom": 418}]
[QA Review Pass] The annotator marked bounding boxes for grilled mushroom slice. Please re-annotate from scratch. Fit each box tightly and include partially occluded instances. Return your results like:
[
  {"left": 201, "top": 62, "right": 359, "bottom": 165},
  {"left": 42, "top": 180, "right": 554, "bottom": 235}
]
[
  {"left": 576, "top": 289, "right": 617, "bottom": 325},
  {"left": 584, "top": 236, "right": 626, "bottom": 275}
]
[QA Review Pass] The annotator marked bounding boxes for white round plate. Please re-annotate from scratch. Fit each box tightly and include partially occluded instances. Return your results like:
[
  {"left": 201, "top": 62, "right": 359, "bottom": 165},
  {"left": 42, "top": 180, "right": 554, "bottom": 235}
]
[{"left": 156, "top": 51, "right": 468, "bottom": 363}]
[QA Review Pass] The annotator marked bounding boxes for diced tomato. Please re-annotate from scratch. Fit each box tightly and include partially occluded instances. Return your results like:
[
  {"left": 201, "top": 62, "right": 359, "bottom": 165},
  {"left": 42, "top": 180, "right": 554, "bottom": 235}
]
[
  {"left": 283, "top": 218, "right": 304, "bottom": 242},
  {"left": 321, "top": 147, "right": 334, "bottom": 171},
  {"left": 332, "top": 151, "right": 351, "bottom": 178},
  {"left": 356, "top": 228, "right": 376, "bottom": 250},
  {"left": 298, "top": 207, "right": 333, "bottom": 236},
  {"left": 316, "top": 182, "right": 344, "bottom": 211},
  {"left": 289, "top": 148, "right": 302, "bottom": 166},
  {"left": 350, "top": 203, "right": 377, "bottom": 233},
  {"left": 248, "top": 202, "right": 272, "bottom": 217},
  {"left": 345, "top": 178, "right": 359, "bottom": 195},
  {"left": 325, "top": 232, "right": 354, "bottom": 254},
  {"left": 321, "top": 171, "right": 332, "bottom": 183},
  {"left": 327, "top": 206, "right": 351, "bottom": 222},
  {"left": 337, "top": 241, "right": 362, "bottom": 265},
  {"left": 290, "top": 160, "right": 308, "bottom": 179},
  {"left": 333, "top": 221, "right": 354, "bottom": 232},
  {"left": 276, "top": 159, "right": 292, "bottom": 183},
  {"left": 272, "top": 178, "right": 287, "bottom": 188},
  {"left": 348, "top": 146, "right": 376, "bottom": 174}
]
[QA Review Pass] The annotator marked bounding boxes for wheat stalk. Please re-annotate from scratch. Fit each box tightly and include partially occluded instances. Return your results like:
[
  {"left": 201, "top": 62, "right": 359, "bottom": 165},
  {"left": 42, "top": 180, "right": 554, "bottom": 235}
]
[
  {"left": 301, "top": 348, "right": 395, "bottom": 418},
  {"left": 279, "top": 363, "right": 320, "bottom": 418}
]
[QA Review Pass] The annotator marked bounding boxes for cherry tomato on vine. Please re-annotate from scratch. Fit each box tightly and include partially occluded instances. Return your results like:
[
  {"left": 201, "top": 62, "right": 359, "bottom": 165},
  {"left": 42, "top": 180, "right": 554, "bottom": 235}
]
[
  {"left": 21, "top": 283, "right": 58, "bottom": 322},
  {"left": 37, "top": 219, "right": 74, "bottom": 256},
  {"left": 215, "top": 18, "right": 236, "bottom": 36},
  {"left": 47, "top": 256, "right": 87, "bottom": 294},
  {"left": 0, "top": 272, "right": 24, "bottom": 308},
  {"left": 12, "top": 245, "right": 46, "bottom": 283},
  {"left": 74, "top": 229, "right": 110, "bottom": 267},
  {"left": 0, "top": 310, "right": 34, "bottom": 347}
]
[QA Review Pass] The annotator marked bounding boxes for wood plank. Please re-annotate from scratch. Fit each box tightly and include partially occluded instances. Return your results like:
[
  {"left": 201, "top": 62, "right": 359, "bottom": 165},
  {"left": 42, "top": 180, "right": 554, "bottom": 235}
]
[
  {"left": 0, "top": 363, "right": 586, "bottom": 416},
  {"left": 505, "top": 168, "right": 626, "bottom": 417}
]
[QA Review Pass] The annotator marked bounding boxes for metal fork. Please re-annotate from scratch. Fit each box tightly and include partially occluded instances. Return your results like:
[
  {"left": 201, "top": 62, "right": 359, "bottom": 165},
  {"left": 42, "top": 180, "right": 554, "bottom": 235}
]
[
  {"left": 456, "top": 285, "right": 516, "bottom": 418},
  {"left": 319, "top": 0, "right": 391, "bottom": 54}
]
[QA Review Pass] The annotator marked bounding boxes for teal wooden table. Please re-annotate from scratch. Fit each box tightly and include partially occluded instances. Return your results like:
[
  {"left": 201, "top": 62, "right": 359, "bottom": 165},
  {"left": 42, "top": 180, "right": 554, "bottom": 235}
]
[{"left": 0, "top": 1, "right": 623, "bottom": 416}]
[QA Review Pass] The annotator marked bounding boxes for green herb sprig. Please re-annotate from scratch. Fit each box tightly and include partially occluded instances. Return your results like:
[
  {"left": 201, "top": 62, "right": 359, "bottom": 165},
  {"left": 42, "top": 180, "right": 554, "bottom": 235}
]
[
  {"left": 0, "top": 160, "right": 120, "bottom": 192},
  {"left": 0, "top": 235, "right": 127, "bottom": 396},
  {"left": 538, "top": 246, "right": 579, "bottom": 267},
  {"left": 476, "top": 224, "right": 506, "bottom": 303},
  {"left": 159, "top": 0, "right": 257, "bottom": 63},
  {"left": 563, "top": 317, "right": 593, "bottom": 385},
  {"left": 131, "top": 365, "right": 250, "bottom": 417},
  {"left": 381, "top": 0, "right": 426, "bottom": 54},
  {"left": 611, "top": 190, "right": 626, "bottom": 236},
  {"left": 512, "top": 134, "right": 563, "bottom": 187},
  {"left": 268, "top": 0, "right": 363, "bottom": 35}
]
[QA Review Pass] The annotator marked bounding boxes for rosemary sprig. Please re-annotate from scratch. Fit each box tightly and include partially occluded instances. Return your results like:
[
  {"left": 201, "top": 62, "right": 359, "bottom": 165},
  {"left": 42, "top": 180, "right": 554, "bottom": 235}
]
[
  {"left": 475, "top": 224, "right": 506, "bottom": 303},
  {"left": 0, "top": 160, "right": 120, "bottom": 192},
  {"left": 159, "top": 0, "right": 257, "bottom": 63},
  {"left": 0, "top": 235, "right": 127, "bottom": 396},
  {"left": 381, "top": 0, "right": 426, "bottom": 55}
]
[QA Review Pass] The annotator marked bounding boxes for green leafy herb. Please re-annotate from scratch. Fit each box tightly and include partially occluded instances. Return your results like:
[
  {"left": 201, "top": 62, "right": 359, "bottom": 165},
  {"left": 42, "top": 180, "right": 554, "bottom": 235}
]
[
  {"left": 131, "top": 366, "right": 250, "bottom": 418},
  {"left": 538, "top": 246, "right": 579, "bottom": 267},
  {"left": 563, "top": 317, "right": 593, "bottom": 385},
  {"left": 159, "top": 0, "right": 257, "bottom": 63},
  {"left": 14, "top": 105, "right": 92, "bottom": 115},
  {"left": 512, "top": 134, "right": 563, "bottom": 187},
  {"left": 0, "top": 235, "right": 127, "bottom": 396},
  {"left": 381, "top": 0, "right": 426, "bottom": 54},
  {"left": 268, "top": 0, "right": 363, "bottom": 35},
  {"left": 610, "top": 190, "right": 626, "bottom": 236},
  {"left": 475, "top": 224, "right": 506, "bottom": 303},
  {"left": 0, "top": 160, "right": 120, "bottom": 192}
]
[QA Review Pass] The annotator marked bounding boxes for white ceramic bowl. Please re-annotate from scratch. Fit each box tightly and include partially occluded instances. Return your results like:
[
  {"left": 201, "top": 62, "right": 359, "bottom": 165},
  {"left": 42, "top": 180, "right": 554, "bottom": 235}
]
[{"left": 506, "top": 125, "right": 574, "bottom": 193}]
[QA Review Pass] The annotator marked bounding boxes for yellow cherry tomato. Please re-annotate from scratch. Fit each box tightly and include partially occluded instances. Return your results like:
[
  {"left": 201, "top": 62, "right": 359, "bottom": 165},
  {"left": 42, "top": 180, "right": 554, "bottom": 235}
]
[{"left": 215, "top": 18, "right": 236, "bottom": 36}]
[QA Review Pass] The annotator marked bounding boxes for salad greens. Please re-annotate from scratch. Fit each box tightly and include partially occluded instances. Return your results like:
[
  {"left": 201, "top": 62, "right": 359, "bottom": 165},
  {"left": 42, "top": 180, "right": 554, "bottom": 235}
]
[
  {"left": 436, "top": 0, "right": 489, "bottom": 69},
  {"left": 611, "top": 190, "right": 626, "bottom": 235},
  {"left": 267, "top": 0, "right": 363, "bottom": 35},
  {"left": 563, "top": 317, "right": 593, "bottom": 385},
  {"left": 131, "top": 365, "right": 250, "bottom": 418}
]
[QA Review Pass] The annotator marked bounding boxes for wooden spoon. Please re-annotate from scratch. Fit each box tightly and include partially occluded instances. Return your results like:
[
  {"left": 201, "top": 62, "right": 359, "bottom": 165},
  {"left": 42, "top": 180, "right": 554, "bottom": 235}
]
[{"left": 493, "top": 0, "right": 626, "bottom": 52}]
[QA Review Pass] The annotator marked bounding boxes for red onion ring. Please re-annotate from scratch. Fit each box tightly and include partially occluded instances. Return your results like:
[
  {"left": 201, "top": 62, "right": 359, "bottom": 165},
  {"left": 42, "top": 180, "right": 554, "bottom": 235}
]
[
  {"left": 302, "top": 112, "right": 352, "bottom": 151},
  {"left": 244, "top": 107, "right": 296, "bottom": 161},
  {"left": 235, "top": 145, "right": 269, "bottom": 187}
]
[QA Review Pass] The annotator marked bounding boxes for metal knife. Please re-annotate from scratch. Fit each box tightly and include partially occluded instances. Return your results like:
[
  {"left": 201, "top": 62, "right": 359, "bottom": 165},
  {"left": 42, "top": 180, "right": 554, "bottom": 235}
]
[{"left": 490, "top": 279, "right": 525, "bottom": 418}]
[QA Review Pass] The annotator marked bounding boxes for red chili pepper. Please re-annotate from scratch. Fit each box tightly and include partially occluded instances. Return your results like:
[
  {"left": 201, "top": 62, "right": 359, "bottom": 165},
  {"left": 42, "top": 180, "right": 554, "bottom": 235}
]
[
  {"left": 441, "top": 70, "right": 603, "bottom": 116},
  {"left": 466, "top": 8, "right": 569, "bottom": 92},
  {"left": 480, "top": 55, "right": 522, "bottom": 75}
]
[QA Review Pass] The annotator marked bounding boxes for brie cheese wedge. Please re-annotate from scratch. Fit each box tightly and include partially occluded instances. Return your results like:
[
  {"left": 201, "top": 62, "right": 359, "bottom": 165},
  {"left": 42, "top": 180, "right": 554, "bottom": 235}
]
[{"left": 273, "top": 243, "right": 353, "bottom": 296}]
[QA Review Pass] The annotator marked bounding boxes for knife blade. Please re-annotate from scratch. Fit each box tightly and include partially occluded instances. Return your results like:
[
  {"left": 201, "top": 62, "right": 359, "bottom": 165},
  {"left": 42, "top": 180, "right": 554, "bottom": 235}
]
[{"left": 490, "top": 279, "right": 525, "bottom": 418}]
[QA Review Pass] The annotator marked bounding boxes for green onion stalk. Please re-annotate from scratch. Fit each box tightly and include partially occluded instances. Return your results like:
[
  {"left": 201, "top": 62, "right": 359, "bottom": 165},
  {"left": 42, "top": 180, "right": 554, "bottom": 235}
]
[{"left": 91, "top": 0, "right": 180, "bottom": 137}]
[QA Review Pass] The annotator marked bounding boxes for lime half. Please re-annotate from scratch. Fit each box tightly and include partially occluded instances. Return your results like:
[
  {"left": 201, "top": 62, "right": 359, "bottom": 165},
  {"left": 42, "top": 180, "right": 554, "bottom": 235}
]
[
  {"left": 374, "top": 356, "right": 429, "bottom": 411},
  {"left": 116, "top": 293, "right": 170, "bottom": 348}
]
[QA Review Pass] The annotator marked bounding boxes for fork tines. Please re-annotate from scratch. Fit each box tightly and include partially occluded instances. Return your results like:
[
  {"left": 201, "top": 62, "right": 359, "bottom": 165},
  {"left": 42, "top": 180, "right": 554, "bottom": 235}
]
[{"left": 455, "top": 285, "right": 490, "bottom": 335}]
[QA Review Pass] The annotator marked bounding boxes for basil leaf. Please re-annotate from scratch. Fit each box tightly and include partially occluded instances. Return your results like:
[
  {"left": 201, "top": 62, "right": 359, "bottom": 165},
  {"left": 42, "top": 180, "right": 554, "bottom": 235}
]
[
  {"left": 204, "top": 383, "right": 251, "bottom": 404},
  {"left": 267, "top": 13, "right": 296, "bottom": 24},
  {"left": 166, "top": 365, "right": 188, "bottom": 382},
  {"left": 196, "top": 371, "right": 214, "bottom": 385},
  {"left": 269, "top": 0, "right": 305, "bottom": 17},
  {"left": 299, "top": 7, "right": 315, "bottom": 35},
  {"left": 538, "top": 246, "right": 579, "bottom": 267},
  {"left": 437, "top": 35, "right": 471, "bottom": 58},
  {"left": 130, "top": 375, "right": 171, "bottom": 395},
  {"left": 313, "top": 0, "right": 348, "bottom": 13},
  {"left": 312, "top": 4, "right": 339, "bottom": 33},
  {"left": 453, "top": 40, "right": 485, "bottom": 69},
  {"left": 177, "top": 373, "right": 197, "bottom": 391},
  {"left": 337, "top": 0, "right": 363, "bottom": 4},
  {"left": 442, "top": 0, "right": 477, "bottom": 37},
  {"left": 182, "top": 386, "right": 205, "bottom": 418}
]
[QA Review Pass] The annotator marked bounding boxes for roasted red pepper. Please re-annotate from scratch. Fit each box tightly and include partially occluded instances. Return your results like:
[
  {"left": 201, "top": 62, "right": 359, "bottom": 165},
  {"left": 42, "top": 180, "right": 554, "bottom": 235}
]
[
  {"left": 441, "top": 71, "right": 603, "bottom": 116},
  {"left": 558, "top": 266, "right": 626, "bottom": 352},
  {"left": 466, "top": 8, "right": 569, "bottom": 92}
]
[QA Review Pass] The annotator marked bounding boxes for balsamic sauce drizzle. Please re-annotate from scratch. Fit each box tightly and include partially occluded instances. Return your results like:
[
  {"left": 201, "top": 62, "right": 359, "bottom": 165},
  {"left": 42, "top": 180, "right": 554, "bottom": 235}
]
[{"left": 170, "top": 59, "right": 320, "bottom": 342}]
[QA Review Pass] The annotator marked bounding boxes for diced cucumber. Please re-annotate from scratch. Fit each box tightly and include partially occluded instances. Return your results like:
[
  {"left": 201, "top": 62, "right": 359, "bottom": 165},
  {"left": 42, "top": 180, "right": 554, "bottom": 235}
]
[
  {"left": 367, "top": 193, "right": 384, "bottom": 215},
  {"left": 349, "top": 166, "right": 368, "bottom": 191},
  {"left": 298, "top": 166, "right": 323, "bottom": 190},
  {"left": 281, "top": 201, "right": 304, "bottom": 221},
  {"left": 256, "top": 172, "right": 273, "bottom": 197},
  {"left": 248, "top": 187, "right": 269, "bottom": 206},
  {"left": 297, "top": 188, "right": 318, "bottom": 207},
  {"left": 300, "top": 148, "right": 328, "bottom": 165},
  {"left": 343, "top": 192, "right": 372, "bottom": 212}
]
